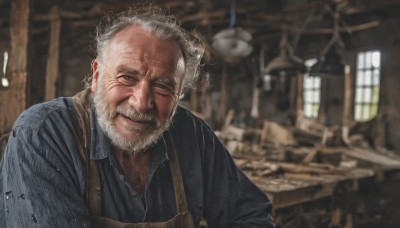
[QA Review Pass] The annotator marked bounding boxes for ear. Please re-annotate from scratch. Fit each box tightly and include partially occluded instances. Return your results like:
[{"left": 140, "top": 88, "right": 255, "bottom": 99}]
[{"left": 91, "top": 59, "right": 100, "bottom": 93}]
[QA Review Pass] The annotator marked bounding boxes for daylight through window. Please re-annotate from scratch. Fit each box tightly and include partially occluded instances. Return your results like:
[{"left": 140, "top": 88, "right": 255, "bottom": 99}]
[
  {"left": 354, "top": 50, "right": 381, "bottom": 121},
  {"left": 303, "top": 59, "right": 321, "bottom": 118}
]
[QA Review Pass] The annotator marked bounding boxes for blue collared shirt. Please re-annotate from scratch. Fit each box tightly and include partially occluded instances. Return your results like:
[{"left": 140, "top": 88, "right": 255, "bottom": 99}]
[{"left": 1, "top": 96, "right": 275, "bottom": 227}]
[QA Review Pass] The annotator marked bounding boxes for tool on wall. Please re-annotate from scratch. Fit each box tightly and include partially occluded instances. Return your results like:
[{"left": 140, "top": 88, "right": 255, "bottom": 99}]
[{"left": 1, "top": 51, "right": 9, "bottom": 88}]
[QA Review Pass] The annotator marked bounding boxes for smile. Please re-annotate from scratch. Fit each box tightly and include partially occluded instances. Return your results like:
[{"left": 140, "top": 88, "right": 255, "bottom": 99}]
[{"left": 118, "top": 113, "right": 156, "bottom": 127}]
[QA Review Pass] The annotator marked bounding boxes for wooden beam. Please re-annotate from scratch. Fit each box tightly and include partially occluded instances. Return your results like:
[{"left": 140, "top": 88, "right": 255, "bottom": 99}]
[
  {"left": 342, "top": 65, "right": 353, "bottom": 144},
  {"left": 0, "top": 0, "right": 31, "bottom": 132},
  {"left": 45, "top": 5, "right": 61, "bottom": 101}
]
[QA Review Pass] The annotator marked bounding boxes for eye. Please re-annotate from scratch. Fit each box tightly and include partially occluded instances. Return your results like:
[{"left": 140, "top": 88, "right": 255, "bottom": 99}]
[
  {"left": 117, "top": 75, "right": 138, "bottom": 86},
  {"left": 153, "top": 81, "right": 176, "bottom": 96}
]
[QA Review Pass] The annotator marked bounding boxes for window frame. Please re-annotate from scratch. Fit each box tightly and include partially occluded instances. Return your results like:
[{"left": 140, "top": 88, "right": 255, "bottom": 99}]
[
  {"left": 354, "top": 50, "right": 381, "bottom": 122},
  {"left": 303, "top": 58, "right": 321, "bottom": 118}
]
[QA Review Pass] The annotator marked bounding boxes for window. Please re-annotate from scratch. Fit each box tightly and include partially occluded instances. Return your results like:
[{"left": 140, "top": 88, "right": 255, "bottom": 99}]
[
  {"left": 303, "top": 58, "right": 321, "bottom": 118},
  {"left": 354, "top": 51, "right": 381, "bottom": 121}
]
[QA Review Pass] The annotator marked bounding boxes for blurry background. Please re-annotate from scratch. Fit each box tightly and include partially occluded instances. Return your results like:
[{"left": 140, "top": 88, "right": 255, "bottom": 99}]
[{"left": 2, "top": 0, "right": 400, "bottom": 227}]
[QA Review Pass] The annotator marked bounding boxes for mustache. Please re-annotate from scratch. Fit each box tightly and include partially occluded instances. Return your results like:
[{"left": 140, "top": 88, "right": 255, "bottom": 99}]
[{"left": 116, "top": 106, "right": 156, "bottom": 122}]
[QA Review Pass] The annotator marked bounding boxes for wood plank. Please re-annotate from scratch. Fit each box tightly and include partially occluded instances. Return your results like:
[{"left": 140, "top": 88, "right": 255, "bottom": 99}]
[
  {"left": 45, "top": 5, "right": 61, "bottom": 101},
  {"left": 0, "top": 0, "right": 31, "bottom": 132},
  {"left": 343, "top": 147, "right": 400, "bottom": 168},
  {"left": 342, "top": 64, "right": 353, "bottom": 145},
  {"left": 268, "top": 181, "right": 337, "bottom": 209}
]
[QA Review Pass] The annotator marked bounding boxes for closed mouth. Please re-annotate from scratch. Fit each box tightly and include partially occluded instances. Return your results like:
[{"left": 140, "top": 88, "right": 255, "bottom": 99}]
[{"left": 120, "top": 113, "right": 155, "bottom": 124}]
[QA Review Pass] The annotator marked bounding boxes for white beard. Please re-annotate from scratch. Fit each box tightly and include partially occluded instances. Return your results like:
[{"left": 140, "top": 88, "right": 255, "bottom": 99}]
[{"left": 92, "top": 77, "right": 171, "bottom": 154}]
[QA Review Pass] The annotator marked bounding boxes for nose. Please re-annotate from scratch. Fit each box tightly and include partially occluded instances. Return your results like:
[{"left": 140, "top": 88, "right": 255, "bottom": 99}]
[{"left": 128, "top": 81, "right": 154, "bottom": 113}]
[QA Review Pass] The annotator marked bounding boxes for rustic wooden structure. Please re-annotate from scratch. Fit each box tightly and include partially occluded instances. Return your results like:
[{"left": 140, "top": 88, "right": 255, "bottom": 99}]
[{"left": 0, "top": 0, "right": 31, "bottom": 137}]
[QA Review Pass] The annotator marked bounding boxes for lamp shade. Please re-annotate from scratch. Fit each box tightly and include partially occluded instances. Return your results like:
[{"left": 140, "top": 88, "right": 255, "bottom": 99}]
[
  {"left": 212, "top": 27, "right": 253, "bottom": 59},
  {"left": 309, "top": 46, "right": 344, "bottom": 77},
  {"left": 264, "top": 50, "right": 306, "bottom": 76}
]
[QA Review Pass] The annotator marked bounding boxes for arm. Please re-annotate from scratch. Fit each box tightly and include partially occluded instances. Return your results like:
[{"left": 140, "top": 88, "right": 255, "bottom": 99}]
[
  {"left": 1, "top": 103, "right": 91, "bottom": 228},
  {"left": 201, "top": 128, "right": 276, "bottom": 228}
]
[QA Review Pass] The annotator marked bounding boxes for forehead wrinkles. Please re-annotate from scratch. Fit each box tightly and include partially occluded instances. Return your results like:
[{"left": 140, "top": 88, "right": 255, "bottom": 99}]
[
  {"left": 118, "top": 52, "right": 180, "bottom": 72},
  {"left": 105, "top": 39, "right": 184, "bottom": 73}
]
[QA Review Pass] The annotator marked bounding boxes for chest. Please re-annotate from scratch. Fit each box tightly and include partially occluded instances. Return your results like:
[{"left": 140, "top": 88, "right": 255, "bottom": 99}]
[{"left": 115, "top": 151, "right": 150, "bottom": 199}]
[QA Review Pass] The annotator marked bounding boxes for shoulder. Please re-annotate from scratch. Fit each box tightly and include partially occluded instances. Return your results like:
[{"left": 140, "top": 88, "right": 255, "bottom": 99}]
[
  {"left": 169, "top": 105, "right": 217, "bottom": 152},
  {"left": 13, "top": 97, "right": 76, "bottom": 132},
  {"left": 172, "top": 105, "right": 213, "bottom": 131}
]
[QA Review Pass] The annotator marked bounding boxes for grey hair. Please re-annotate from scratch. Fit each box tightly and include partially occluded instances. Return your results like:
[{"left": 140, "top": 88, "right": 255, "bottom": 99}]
[{"left": 85, "top": 7, "right": 204, "bottom": 89}]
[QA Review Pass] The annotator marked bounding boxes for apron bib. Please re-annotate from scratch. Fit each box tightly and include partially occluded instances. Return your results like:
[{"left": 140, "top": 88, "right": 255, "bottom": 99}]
[{"left": 73, "top": 89, "right": 195, "bottom": 228}]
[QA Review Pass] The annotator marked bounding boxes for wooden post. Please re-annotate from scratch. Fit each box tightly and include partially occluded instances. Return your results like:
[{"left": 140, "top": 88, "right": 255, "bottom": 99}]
[
  {"left": 45, "top": 5, "right": 61, "bottom": 101},
  {"left": 219, "top": 62, "right": 227, "bottom": 126},
  {"left": 296, "top": 74, "right": 304, "bottom": 121},
  {"left": 317, "top": 77, "right": 328, "bottom": 124},
  {"left": 289, "top": 75, "right": 298, "bottom": 121},
  {"left": 0, "top": 0, "right": 31, "bottom": 132},
  {"left": 342, "top": 65, "right": 353, "bottom": 144}
]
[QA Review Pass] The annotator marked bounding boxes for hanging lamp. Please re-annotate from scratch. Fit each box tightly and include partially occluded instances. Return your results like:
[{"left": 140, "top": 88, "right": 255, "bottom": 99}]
[
  {"left": 264, "top": 28, "right": 306, "bottom": 77},
  {"left": 212, "top": 0, "right": 253, "bottom": 60},
  {"left": 309, "top": 6, "right": 345, "bottom": 77}
]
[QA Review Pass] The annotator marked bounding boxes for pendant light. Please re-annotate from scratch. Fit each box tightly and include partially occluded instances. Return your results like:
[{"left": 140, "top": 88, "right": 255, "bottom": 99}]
[
  {"left": 309, "top": 6, "right": 345, "bottom": 77},
  {"left": 212, "top": 0, "right": 253, "bottom": 60},
  {"left": 264, "top": 28, "right": 306, "bottom": 77}
]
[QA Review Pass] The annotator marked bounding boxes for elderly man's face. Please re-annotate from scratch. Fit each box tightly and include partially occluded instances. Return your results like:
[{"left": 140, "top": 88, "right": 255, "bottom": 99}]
[{"left": 91, "top": 25, "right": 185, "bottom": 153}]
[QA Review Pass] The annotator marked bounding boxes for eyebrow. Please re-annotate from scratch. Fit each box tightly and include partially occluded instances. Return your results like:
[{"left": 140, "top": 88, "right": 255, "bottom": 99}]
[
  {"left": 115, "top": 66, "right": 140, "bottom": 76},
  {"left": 155, "top": 77, "right": 176, "bottom": 87}
]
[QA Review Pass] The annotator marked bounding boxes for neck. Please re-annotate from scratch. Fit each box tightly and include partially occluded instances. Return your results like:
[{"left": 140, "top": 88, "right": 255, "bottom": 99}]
[{"left": 113, "top": 146, "right": 150, "bottom": 203}]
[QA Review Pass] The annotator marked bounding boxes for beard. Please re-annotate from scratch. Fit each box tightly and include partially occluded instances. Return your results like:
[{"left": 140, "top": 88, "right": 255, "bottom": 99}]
[{"left": 93, "top": 79, "right": 172, "bottom": 154}]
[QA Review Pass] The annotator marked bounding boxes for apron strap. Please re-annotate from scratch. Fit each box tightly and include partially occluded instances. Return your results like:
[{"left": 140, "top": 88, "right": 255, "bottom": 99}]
[
  {"left": 166, "top": 132, "right": 189, "bottom": 213},
  {"left": 72, "top": 89, "right": 102, "bottom": 215}
]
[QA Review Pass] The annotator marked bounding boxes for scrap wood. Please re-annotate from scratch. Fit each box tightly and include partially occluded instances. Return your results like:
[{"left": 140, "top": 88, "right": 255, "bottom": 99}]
[
  {"left": 234, "top": 158, "right": 248, "bottom": 167},
  {"left": 307, "top": 163, "right": 349, "bottom": 173},
  {"left": 284, "top": 172, "right": 327, "bottom": 182},
  {"left": 302, "top": 147, "right": 320, "bottom": 164},
  {"left": 261, "top": 120, "right": 296, "bottom": 146},
  {"left": 234, "top": 158, "right": 282, "bottom": 177},
  {"left": 279, "top": 162, "right": 340, "bottom": 175},
  {"left": 343, "top": 147, "right": 400, "bottom": 168},
  {"left": 240, "top": 160, "right": 281, "bottom": 172},
  {"left": 296, "top": 116, "right": 325, "bottom": 137}
]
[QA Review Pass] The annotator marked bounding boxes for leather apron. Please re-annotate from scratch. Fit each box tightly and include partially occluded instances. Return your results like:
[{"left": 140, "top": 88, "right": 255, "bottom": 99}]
[{"left": 72, "top": 89, "right": 195, "bottom": 228}]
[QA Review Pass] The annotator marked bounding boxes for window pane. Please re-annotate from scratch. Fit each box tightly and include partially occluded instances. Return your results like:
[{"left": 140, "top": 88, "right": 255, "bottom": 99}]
[
  {"left": 362, "top": 105, "right": 370, "bottom": 120},
  {"left": 363, "top": 88, "right": 372, "bottom": 102},
  {"left": 357, "top": 54, "right": 364, "bottom": 69},
  {"left": 373, "top": 86, "right": 380, "bottom": 103},
  {"left": 355, "top": 88, "right": 363, "bottom": 103},
  {"left": 304, "top": 90, "right": 312, "bottom": 102},
  {"left": 305, "top": 104, "right": 312, "bottom": 117},
  {"left": 357, "top": 71, "right": 364, "bottom": 85},
  {"left": 364, "top": 71, "right": 372, "bottom": 85},
  {"left": 372, "top": 51, "right": 380, "bottom": 68},
  {"left": 354, "top": 105, "right": 362, "bottom": 120},
  {"left": 372, "top": 69, "right": 380, "bottom": 85},
  {"left": 312, "top": 104, "right": 319, "bottom": 117},
  {"left": 314, "top": 90, "right": 320, "bottom": 103},
  {"left": 304, "top": 78, "right": 312, "bottom": 89},
  {"left": 314, "top": 77, "right": 321, "bottom": 87},
  {"left": 365, "top": 52, "right": 372, "bottom": 67}
]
